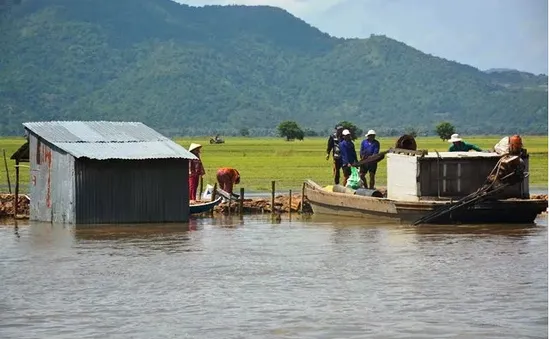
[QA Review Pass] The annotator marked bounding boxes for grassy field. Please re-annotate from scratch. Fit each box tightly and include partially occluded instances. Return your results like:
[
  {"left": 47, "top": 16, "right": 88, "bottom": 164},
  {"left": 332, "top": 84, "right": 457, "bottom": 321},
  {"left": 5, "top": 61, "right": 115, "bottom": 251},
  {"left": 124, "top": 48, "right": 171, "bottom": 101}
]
[{"left": 0, "top": 135, "right": 547, "bottom": 193}]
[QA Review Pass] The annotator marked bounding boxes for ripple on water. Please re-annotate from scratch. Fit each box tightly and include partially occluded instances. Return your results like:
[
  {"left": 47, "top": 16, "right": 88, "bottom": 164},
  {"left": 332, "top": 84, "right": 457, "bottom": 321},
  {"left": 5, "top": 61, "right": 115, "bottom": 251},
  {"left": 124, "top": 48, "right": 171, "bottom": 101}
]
[{"left": 0, "top": 215, "right": 547, "bottom": 339}]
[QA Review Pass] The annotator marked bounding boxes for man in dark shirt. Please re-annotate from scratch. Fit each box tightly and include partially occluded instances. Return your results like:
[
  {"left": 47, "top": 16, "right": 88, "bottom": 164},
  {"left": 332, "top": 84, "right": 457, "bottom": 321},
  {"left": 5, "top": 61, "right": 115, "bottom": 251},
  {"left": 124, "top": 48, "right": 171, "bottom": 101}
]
[
  {"left": 339, "top": 129, "right": 358, "bottom": 187},
  {"left": 360, "top": 129, "right": 380, "bottom": 189},
  {"left": 326, "top": 125, "right": 344, "bottom": 184},
  {"left": 448, "top": 133, "right": 482, "bottom": 152}
]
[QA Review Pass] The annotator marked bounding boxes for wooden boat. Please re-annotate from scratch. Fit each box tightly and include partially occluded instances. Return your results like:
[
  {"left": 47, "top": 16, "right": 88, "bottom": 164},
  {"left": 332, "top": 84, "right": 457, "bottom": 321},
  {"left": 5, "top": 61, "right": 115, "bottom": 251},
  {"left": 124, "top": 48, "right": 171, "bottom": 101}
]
[
  {"left": 190, "top": 196, "right": 223, "bottom": 214},
  {"left": 304, "top": 180, "right": 547, "bottom": 224},
  {"left": 304, "top": 146, "right": 547, "bottom": 224}
]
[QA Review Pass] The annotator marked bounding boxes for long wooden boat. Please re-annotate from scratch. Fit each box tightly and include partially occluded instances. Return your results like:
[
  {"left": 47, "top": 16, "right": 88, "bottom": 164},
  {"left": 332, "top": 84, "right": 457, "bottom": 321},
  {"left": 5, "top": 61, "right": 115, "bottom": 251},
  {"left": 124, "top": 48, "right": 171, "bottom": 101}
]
[
  {"left": 303, "top": 180, "right": 547, "bottom": 224},
  {"left": 190, "top": 196, "right": 223, "bottom": 215}
]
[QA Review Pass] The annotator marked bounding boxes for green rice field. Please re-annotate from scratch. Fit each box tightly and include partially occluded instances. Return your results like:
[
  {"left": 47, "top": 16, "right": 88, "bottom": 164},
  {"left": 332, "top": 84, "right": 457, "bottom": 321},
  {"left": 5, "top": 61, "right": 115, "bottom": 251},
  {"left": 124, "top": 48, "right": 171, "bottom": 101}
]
[{"left": 0, "top": 135, "right": 547, "bottom": 193}]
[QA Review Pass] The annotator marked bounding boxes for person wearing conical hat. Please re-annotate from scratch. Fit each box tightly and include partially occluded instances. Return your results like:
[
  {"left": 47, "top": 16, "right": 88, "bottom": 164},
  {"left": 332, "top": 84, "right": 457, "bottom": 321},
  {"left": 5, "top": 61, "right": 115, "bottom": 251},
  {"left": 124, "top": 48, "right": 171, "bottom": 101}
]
[{"left": 188, "top": 143, "right": 205, "bottom": 201}]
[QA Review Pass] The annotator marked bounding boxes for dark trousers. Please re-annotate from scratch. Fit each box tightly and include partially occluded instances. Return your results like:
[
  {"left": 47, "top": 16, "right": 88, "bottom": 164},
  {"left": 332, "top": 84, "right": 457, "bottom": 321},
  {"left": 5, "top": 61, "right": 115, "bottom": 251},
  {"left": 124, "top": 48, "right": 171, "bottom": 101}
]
[{"left": 332, "top": 159, "right": 342, "bottom": 185}]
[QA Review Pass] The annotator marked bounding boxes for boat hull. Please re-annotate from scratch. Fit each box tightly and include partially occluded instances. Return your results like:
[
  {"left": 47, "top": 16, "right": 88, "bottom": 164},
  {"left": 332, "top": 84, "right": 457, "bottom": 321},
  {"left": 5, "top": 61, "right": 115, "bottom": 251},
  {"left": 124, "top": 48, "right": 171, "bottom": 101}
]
[
  {"left": 304, "top": 180, "right": 547, "bottom": 224},
  {"left": 190, "top": 197, "right": 222, "bottom": 214}
]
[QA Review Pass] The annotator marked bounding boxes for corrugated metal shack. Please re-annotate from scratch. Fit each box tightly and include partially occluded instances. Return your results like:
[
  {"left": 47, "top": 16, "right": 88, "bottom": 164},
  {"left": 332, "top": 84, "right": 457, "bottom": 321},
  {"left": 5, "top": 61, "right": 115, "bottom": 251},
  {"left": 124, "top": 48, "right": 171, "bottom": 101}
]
[{"left": 23, "top": 121, "right": 197, "bottom": 224}]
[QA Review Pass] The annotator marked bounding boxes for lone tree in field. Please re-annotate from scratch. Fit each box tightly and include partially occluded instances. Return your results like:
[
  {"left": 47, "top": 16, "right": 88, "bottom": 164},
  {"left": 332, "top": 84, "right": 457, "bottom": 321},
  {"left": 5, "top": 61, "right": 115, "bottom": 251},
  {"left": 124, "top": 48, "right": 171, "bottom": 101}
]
[
  {"left": 278, "top": 120, "right": 305, "bottom": 141},
  {"left": 435, "top": 121, "right": 456, "bottom": 141},
  {"left": 404, "top": 126, "right": 418, "bottom": 138},
  {"left": 337, "top": 121, "right": 362, "bottom": 140},
  {"left": 239, "top": 127, "right": 250, "bottom": 137}
]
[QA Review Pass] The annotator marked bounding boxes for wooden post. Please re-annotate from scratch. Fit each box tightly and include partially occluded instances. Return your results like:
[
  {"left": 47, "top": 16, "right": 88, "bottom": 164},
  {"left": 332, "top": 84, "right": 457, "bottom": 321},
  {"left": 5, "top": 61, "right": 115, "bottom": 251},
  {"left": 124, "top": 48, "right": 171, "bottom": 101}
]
[
  {"left": 301, "top": 182, "right": 305, "bottom": 214},
  {"left": 14, "top": 160, "right": 19, "bottom": 218},
  {"left": 199, "top": 176, "right": 204, "bottom": 201},
  {"left": 210, "top": 183, "right": 217, "bottom": 216},
  {"left": 271, "top": 181, "right": 276, "bottom": 215},
  {"left": 288, "top": 189, "right": 292, "bottom": 219},
  {"left": 211, "top": 183, "right": 217, "bottom": 202},
  {"left": 239, "top": 187, "right": 244, "bottom": 216},
  {"left": 228, "top": 193, "right": 232, "bottom": 216},
  {"left": 3, "top": 149, "right": 11, "bottom": 194}
]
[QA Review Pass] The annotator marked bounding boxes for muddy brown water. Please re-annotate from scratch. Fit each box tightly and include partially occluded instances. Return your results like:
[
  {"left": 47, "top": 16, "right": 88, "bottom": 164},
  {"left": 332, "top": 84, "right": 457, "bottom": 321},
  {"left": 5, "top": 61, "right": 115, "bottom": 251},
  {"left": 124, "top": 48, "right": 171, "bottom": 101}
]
[{"left": 0, "top": 214, "right": 547, "bottom": 339}]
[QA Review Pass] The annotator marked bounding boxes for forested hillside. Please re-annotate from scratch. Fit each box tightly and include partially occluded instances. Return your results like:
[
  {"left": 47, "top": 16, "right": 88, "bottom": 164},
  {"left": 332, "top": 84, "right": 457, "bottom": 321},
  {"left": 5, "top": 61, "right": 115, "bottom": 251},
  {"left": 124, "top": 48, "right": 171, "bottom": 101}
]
[{"left": 0, "top": 0, "right": 547, "bottom": 136}]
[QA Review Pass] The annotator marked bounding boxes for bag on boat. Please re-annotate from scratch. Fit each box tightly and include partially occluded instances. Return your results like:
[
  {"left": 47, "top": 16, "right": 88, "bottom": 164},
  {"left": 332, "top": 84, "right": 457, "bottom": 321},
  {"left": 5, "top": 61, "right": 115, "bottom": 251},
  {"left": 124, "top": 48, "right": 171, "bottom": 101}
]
[
  {"left": 493, "top": 136, "right": 510, "bottom": 155},
  {"left": 346, "top": 166, "right": 362, "bottom": 189},
  {"left": 202, "top": 184, "right": 214, "bottom": 200}
]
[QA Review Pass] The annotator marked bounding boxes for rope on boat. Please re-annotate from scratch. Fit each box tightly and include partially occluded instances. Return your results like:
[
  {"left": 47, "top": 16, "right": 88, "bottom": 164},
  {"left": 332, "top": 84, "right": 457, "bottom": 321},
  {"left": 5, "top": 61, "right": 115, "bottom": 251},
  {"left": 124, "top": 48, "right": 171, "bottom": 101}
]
[{"left": 412, "top": 155, "right": 528, "bottom": 225}]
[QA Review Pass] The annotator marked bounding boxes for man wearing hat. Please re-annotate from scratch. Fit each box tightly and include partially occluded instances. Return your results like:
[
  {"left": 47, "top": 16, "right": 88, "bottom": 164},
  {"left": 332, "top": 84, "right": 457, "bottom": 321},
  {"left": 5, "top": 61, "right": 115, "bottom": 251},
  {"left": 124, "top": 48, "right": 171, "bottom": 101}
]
[
  {"left": 359, "top": 129, "right": 380, "bottom": 189},
  {"left": 448, "top": 133, "right": 482, "bottom": 152},
  {"left": 339, "top": 129, "right": 358, "bottom": 187},
  {"left": 325, "top": 125, "right": 344, "bottom": 184},
  {"left": 188, "top": 143, "right": 205, "bottom": 201}
]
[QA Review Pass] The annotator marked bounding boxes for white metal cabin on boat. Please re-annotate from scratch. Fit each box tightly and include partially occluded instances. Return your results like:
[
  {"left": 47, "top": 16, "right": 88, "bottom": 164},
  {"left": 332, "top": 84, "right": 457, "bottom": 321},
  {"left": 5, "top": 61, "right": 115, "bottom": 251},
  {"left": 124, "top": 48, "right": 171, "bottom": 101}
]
[
  {"left": 22, "top": 121, "right": 197, "bottom": 224},
  {"left": 386, "top": 151, "right": 530, "bottom": 202}
]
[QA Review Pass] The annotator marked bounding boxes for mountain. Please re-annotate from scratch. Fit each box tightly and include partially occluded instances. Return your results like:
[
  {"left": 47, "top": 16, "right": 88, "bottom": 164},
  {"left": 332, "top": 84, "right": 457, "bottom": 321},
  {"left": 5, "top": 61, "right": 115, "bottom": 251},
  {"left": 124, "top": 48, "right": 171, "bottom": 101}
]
[
  {"left": 484, "top": 69, "right": 548, "bottom": 90},
  {"left": 0, "top": 0, "right": 547, "bottom": 136}
]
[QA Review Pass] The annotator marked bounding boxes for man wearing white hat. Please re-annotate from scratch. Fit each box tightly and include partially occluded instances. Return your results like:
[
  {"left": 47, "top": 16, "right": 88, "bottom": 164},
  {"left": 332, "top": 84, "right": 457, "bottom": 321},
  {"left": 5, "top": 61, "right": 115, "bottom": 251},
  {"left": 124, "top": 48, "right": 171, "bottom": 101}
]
[
  {"left": 359, "top": 129, "right": 380, "bottom": 189},
  {"left": 448, "top": 133, "right": 482, "bottom": 152},
  {"left": 339, "top": 129, "right": 358, "bottom": 187}
]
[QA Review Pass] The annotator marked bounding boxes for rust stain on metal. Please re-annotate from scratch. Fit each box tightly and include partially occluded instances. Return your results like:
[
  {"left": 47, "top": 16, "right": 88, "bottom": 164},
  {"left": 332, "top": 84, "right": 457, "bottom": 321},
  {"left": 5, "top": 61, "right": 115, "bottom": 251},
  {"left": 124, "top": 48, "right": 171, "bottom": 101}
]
[{"left": 45, "top": 147, "right": 52, "bottom": 209}]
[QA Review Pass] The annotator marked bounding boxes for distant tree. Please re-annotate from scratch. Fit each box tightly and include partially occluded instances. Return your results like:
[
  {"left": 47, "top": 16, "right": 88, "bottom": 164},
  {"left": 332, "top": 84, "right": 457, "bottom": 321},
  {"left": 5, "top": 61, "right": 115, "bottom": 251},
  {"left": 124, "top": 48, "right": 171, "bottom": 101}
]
[
  {"left": 337, "top": 121, "right": 362, "bottom": 140},
  {"left": 239, "top": 127, "right": 249, "bottom": 137},
  {"left": 404, "top": 127, "right": 418, "bottom": 138},
  {"left": 435, "top": 121, "right": 455, "bottom": 141},
  {"left": 304, "top": 128, "right": 317, "bottom": 137},
  {"left": 277, "top": 120, "right": 305, "bottom": 141}
]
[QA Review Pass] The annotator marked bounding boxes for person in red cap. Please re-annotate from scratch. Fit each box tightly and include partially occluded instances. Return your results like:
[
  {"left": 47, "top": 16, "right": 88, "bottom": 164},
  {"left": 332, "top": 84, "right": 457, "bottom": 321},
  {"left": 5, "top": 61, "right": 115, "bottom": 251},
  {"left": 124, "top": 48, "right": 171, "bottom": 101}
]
[{"left": 216, "top": 167, "right": 241, "bottom": 195}]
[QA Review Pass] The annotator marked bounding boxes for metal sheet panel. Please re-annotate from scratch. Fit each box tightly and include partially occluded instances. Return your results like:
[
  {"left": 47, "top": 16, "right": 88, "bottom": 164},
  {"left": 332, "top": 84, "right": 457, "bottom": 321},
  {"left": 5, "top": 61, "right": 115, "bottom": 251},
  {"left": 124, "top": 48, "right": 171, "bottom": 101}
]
[
  {"left": 53, "top": 140, "right": 196, "bottom": 160},
  {"left": 23, "top": 121, "right": 168, "bottom": 142},
  {"left": 28, "top": 135, "right": 75, "bottom": 223},
  {"left": 74, "top": 158, "right": 189, "bottom": 224},
  {"left": 23, "top": 121, "right": 197, "bottom": 160}
]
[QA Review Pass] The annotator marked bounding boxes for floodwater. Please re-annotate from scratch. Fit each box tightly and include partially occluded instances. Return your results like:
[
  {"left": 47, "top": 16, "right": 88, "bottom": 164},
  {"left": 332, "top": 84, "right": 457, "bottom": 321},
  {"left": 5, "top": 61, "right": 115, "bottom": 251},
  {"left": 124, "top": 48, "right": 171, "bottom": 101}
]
[{"left": 0, "top": 214, "right": 547, "bottom": 339}]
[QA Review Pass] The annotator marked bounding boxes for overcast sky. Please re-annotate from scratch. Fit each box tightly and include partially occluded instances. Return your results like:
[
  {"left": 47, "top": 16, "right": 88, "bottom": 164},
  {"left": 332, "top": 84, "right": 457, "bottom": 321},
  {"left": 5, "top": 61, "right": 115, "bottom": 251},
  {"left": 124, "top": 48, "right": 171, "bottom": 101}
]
[{"left": 175, "top": 0, "right": 548, "bottom": 75}]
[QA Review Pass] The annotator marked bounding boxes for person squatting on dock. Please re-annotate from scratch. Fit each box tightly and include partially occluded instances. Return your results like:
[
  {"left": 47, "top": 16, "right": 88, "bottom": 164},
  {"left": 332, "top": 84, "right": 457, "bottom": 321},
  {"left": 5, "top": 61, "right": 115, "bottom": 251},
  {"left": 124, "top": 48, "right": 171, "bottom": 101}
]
[
  {"left": 216, "top": 167, "right": 241, "bottom": 194},
  {"left": 360, "top": 129, "right": 380, "bottom": 189},
  {"left": 188, "top": 143, "right": 205, "bottom": 201},
  {"left": 325, "top": 125, "right": 344, "bottom": 185},
  {"left": 339, "top": 129, "right": 358, "bottom": 187}
]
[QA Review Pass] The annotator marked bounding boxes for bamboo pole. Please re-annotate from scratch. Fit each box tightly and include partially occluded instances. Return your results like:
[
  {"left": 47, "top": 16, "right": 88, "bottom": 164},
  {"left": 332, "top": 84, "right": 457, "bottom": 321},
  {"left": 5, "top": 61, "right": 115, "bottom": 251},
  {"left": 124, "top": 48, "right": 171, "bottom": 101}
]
[
  {"left": 14, "top": 160, "right": 19, "bottom": 218},
  {"left": 199, "top": 176, "right": 204, "bottom": 201},
  {"left": 301, "top": 182, "right": 305, "bottom": 214},
  {"left": 211, "top": 183, "right": 217, "bottom": 201},
  {"left": 239, "top": 187, "right": 244, "bottom": 216},
  {"left": 210, "top": 183, "right": 217, "bottom": 216},
  {"left": 288, "top": 189, "right": 292, "bottom": 219},
  {"left": 3, "top": 149, "right": 11, "bottom": 193},
  {"left": 271, "top": 181, "right": 275, "bottom": 215}
]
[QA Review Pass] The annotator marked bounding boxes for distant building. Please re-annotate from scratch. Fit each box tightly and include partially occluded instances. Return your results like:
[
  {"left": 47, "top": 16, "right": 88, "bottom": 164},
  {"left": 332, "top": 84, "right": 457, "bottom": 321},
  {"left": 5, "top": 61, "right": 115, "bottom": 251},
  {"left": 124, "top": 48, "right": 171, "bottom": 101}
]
[{"left": 20, "top": 121, "right": 196, "bottom": 224}]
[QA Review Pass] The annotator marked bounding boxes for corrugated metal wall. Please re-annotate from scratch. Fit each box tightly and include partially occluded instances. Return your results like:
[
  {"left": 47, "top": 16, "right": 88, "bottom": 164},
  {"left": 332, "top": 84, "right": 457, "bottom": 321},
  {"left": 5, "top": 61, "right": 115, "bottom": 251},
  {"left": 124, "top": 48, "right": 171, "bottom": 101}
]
[
  {"left": 74, "top": 158, "right": 189, "bottom": 224},
  {"left": 28, "top": 134, "right": 75, "bottom": 223},
  {"left": 418, "top": 157, "right": 529, "bottom": 199}
]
